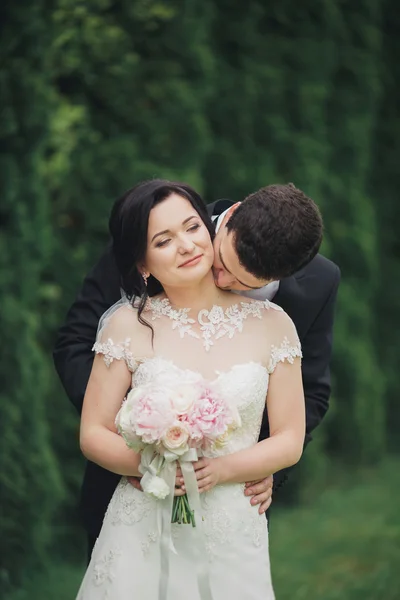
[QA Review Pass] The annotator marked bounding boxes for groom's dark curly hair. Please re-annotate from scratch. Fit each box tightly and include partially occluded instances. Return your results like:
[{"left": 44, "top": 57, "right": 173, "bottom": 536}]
[{"left": 226, "top": 183, "right": 323, "bottom": 280}]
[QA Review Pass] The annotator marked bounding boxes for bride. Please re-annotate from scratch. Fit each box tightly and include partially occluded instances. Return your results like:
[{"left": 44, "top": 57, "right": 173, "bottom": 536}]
[{"left": 76, "top": 180, "right": 305, "bottom": 599}]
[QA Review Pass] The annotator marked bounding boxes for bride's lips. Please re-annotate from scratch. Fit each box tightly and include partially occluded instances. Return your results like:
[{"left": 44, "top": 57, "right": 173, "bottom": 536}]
[{"left": 178, "top": 254, "right": 203, "bottom": 268}]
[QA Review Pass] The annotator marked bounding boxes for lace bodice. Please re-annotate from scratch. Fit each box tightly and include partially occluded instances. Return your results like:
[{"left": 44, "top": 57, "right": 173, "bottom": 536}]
[{"left": 103, "top": 358, "right": 272, "bottom": 562}]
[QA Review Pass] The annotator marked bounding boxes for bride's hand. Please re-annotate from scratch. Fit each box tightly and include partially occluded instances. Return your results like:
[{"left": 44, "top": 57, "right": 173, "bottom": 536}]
[
  {"left": 174, "top": 465, "right": 186, "bottom": 496},
  {"left": 189, "top": 457, "right": 222, "bottom": 493}
]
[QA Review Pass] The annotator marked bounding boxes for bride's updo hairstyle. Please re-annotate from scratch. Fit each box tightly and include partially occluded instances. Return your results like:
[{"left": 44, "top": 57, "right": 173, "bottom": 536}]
[{"left": 109, "top": 178, "right": 214, "bottom": 325}]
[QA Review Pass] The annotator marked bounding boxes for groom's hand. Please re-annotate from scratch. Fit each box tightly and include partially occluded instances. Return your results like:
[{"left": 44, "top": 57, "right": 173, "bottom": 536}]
[
  {"left": 244, "top": 475, "right": 273, "bottom": 514},
  {"left": 127, "top": 476, "right": 143, "bottom": 491}
]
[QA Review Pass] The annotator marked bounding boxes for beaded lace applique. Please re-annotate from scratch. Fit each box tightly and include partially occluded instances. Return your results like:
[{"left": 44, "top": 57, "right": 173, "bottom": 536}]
[
  {"left": 145, "top": 297, "right": 280, "bottom": 351},
  {"left": 93, "top": 546, "right": 121, "bottom": 587},
  {"left": 268, "top": 336, "right": 302, "bottom": 373},
  {"left": 92, "top": 338, "right": 137, "bottom": 372}
]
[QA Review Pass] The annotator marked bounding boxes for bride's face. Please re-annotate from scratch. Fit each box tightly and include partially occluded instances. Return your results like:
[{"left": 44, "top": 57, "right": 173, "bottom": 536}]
[{"left": 142, "top": 193, "right": 214, "bottom": 288}]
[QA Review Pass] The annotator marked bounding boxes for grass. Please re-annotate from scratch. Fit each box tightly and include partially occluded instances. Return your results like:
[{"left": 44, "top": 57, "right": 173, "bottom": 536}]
[
  {"left": 6, "top": 459, "right": 400, "bottom": 600},
  {"left": 271, "top": 458, "right": 400, "bottom": 599}
]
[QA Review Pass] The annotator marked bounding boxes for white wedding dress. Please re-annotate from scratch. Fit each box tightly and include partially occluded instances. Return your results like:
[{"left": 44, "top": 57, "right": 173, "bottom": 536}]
[{"left": 76, "top": 296, "right": 302, "bottom": 600}]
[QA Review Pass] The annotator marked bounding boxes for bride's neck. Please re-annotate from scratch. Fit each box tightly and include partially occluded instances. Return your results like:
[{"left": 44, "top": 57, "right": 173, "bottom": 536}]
[{"left": 161, "top": 272, "right": 229, "bottom": 312}]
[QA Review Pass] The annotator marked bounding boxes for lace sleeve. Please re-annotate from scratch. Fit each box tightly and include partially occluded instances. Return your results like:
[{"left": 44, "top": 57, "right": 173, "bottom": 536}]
[
  {"left": 267, "top": 308, "right": 302, "bottom": 374},
  {"left": 93, "top": 299, "right": 138, "bottom": 372}
]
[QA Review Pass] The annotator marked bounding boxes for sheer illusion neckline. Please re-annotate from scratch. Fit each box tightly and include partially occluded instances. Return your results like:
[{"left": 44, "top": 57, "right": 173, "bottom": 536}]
[
  {"left": 133, "top": 355, "right": 269, "bottom": 385},
  {"left": 143, "top": 294, "right": 272, "bottom": 316},
  {"left": 142, "top": 295, "right": 278, "bottom": 352}
]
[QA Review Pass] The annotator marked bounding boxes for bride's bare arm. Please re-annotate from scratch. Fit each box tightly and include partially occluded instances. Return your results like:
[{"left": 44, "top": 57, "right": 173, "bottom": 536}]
[
  {"left": 80, "top": 356, "right": 142, "bottom": 477},
  {"left": 192, "top": 358, "right": 305, "bottom": 492}
]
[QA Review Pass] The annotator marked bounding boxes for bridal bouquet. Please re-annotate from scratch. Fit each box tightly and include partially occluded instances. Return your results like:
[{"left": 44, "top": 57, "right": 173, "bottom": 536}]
[{"left": 115, "top": 381, "right": 241, "bottom": 526}]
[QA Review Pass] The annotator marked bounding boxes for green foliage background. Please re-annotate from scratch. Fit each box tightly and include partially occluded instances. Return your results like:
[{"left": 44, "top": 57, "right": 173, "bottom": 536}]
[{"left": 1, "top": 1, "right": 399, "bottom": 597}]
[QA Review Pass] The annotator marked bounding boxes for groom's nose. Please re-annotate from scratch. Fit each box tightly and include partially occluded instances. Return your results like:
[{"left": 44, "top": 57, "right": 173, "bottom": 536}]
[{"left": 214, "top": 268, "right": 235, "bottom": 289}]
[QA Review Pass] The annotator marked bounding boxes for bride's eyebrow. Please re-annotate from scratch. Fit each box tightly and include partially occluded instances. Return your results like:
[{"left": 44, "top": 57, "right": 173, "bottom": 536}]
[{"left": 151, "top": 215, "right": 199, "bottom": 243}]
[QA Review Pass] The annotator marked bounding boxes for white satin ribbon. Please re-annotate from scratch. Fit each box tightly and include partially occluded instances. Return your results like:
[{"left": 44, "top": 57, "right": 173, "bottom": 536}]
[{"left": 140, "top": 448, "right": 214, "bottom": 600}]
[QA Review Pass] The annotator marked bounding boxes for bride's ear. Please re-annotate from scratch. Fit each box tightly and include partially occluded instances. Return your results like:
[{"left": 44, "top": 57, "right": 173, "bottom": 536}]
[{"left": 138, "top": 265, "right": 150, "bottom": 286}]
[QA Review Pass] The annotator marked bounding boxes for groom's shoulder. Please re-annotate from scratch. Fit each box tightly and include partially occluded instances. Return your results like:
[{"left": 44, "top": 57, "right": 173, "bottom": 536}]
[
  {"left": 207, "top": 198, "right": 234, "bottom": 217},
  {"left": 295, "top": 253, "right": 340, "bottom": 298},
  {"left": 300, "top": 253, "right": 340, "bottom": 281}
]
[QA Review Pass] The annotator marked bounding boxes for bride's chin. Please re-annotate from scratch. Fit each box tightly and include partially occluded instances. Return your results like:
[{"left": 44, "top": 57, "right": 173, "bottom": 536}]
[{"left": 175, "top": 266, "right": 215, "bottom": 286}]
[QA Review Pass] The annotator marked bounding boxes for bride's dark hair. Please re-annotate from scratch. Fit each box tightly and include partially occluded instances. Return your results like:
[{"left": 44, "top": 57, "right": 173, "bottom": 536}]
[{"left": 109, "top": 179, "right": 215, "bottom": 331}]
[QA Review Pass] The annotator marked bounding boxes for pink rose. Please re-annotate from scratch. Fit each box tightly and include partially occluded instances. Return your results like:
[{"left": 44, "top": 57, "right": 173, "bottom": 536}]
[{"left": 162, "top": 423, "right": 189, "bottom": 455}]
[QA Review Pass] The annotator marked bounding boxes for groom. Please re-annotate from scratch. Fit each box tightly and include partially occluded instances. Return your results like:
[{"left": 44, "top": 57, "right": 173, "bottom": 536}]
[{"left": 53, "top": 182, "right": 340, "bottom": 556}]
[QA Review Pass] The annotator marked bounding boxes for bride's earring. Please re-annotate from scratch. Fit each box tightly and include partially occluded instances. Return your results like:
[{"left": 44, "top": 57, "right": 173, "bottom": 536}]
[{"left": 142, "top": 273, "right": 148, "bottom": 287}]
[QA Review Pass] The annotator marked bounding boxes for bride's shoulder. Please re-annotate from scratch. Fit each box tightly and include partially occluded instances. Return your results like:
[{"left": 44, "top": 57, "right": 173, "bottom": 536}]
[
  {"left": 102, "top": 299, "right": 137, "bottom": 326},
  {"left": 94, "top": 298, "right": 153, "bottom": 368},
  {"left": 96, "top": 297, "right": 146, "bottom": 343}
]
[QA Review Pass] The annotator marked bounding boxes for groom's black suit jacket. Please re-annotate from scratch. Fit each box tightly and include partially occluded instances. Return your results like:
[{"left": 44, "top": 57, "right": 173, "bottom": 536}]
[{"left": 53, "top": 199, "right": 340, "bottom": 538}]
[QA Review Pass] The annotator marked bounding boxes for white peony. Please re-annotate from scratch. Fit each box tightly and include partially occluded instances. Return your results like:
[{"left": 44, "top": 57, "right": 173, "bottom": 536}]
[
  {"left": 115, "top": 393, "right": 145, "bottom": 452},
  {"left": 141, "top": 474, "right": 170, "bottom": 499},
  {"left": 115, "top": 388, "right": 142, "bottom": 432},
  {"left": 170, "top": 385, "right": 199, "bottom": 415}
]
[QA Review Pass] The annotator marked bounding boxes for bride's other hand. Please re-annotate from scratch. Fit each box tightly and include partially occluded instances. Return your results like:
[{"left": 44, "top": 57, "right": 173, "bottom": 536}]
[
  {"left": 174, "top": 465, "right": 186, "bottom": 496},
  {"left": 244, "top": 475, "right": 273, "bottom": 514}
]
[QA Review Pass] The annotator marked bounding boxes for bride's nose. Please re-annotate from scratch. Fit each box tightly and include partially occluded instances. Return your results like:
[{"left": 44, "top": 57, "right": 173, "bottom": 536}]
[{"left": 177, "top": 233, "right": 196, "bottom": 254}]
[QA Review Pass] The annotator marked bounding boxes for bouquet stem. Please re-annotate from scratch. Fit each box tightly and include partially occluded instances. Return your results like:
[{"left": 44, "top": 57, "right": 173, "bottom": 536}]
[{"left": 172, "top": 494, "right": 196, "bottom": 527}]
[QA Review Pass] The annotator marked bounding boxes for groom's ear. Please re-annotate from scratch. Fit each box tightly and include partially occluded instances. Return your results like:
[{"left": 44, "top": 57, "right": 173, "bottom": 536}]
[{"left": 225, "top": 202, "right": 240, "bottom": 221}]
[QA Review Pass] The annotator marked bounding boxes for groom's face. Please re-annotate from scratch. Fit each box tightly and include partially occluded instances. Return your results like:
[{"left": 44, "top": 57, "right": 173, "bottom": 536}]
[{"left": 212, "top": 226, "right": 271, "bottom": 291}]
